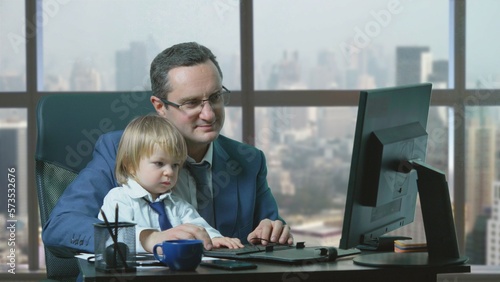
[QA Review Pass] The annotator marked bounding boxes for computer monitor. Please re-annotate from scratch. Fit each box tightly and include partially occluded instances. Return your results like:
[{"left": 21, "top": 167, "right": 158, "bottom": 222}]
[{"left": 339, "top": 83, "right": 468, "bottom": 267}]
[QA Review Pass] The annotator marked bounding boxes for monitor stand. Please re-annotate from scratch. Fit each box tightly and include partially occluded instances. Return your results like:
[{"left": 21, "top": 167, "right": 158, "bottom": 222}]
[{"left": 353, "top": 160, "right": 469, "bottom": 267}]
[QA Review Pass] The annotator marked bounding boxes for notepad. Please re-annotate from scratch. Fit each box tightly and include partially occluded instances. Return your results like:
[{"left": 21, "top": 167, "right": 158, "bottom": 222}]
[{"left": 394, "top": 239, "right": 427, "bottom": 253}]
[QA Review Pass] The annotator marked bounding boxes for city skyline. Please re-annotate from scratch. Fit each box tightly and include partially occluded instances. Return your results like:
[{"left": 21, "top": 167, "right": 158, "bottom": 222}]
[{"left": 6, "top": 1, "right": 500, "bottom": 91}]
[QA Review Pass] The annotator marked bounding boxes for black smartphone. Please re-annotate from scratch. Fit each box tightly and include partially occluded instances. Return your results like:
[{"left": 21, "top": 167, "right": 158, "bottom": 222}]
[
  {"left": 134, "top": 253, "right": 164, "bottom": 267},
  {"left": 135, "top": 259, "right": 164, "bottom": 267},
  {"left": 200, "top": 259, "right": 257, "bottom": 270}
]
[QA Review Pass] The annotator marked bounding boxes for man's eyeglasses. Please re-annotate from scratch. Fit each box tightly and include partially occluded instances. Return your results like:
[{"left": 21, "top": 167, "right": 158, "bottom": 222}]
[{"left": 160, "top": 86, "right": 231, "bottom": 116}]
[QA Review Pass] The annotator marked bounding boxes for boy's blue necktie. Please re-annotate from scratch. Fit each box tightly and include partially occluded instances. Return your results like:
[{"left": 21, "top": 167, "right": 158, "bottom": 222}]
[{"left": 148, "top": 200, "right": 173, "bottom": 231}]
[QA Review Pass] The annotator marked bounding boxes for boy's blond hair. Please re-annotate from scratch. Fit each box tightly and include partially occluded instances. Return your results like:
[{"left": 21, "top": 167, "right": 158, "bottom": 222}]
[{"left": 115, "top": 114, "right": 187, "bottom": 185}]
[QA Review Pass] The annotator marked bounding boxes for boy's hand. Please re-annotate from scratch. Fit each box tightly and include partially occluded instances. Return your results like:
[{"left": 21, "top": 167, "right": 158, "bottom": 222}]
[{"left": 140, "top": 223, "right": 213, "bottom": 252}]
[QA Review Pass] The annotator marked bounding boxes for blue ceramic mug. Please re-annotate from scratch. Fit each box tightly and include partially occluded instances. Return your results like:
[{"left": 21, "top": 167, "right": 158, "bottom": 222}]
[{"left": 153, "top": 239, "right": 203, "bottom": 270}]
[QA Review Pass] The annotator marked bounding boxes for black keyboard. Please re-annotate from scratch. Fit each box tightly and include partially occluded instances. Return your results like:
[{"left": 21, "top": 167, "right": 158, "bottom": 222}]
[
  {"left": 204, "top": 244, "right": 361, "bottom": 263},
  {"left": 204, "top": 244, "right": 293, "bottom": 256}
]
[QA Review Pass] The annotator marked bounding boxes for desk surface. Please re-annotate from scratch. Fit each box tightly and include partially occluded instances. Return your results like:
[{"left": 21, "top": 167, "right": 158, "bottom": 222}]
[{"left": 79, "top": 255, "right": 470, "bottom": 282}]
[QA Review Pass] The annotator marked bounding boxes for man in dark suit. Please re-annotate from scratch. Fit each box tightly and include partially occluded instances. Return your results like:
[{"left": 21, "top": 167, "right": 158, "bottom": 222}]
[{"left": 43, "top": 42, "right": 292, "bottom": 255}]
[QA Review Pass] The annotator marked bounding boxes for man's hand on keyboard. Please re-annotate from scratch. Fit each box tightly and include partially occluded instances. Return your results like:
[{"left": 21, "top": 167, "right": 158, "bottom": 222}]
[
  {"left": 212, "top": 237, "right": 244, "bottom": 249},
  {"left": 247, "top": 219, "right": 294, "bottom": 246}
]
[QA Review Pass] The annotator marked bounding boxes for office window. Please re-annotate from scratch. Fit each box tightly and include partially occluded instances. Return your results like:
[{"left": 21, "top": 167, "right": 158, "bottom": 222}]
[
  {"left": 41, "top": 0, "right": 241, "bottom": 91},
  {"left": 5, "top": 1, "right": 500, "bottom": 276},
  {"left": 254, "top": 0, "right": 449, "bottom": 90},
  {"left": 466, "top": 1, "right": 500, "bottom": 89},
  {"left": 0, "top": 108, "right": 28, "bottom": 271},
  {"left": 0, "top": 1, "right": 26, "bottom": 91},
  {"left": 220, "top": 107, "right": 242, "bottom": 142},
  {"left": 255, "top": 106, "right": 450, "bottom": 245},
  {"left": 255, "top": 107, "right": 356, "bottom": 245}
]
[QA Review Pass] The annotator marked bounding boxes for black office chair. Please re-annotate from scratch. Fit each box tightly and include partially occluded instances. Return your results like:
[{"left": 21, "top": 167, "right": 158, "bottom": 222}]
[{"left": 35, "top": 92, "right": 153, "bottom": 280}]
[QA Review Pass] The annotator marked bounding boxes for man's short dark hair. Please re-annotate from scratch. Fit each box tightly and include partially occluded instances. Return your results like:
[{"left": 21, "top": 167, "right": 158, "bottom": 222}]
[{"left": 150, "top": 42, "right": 223, "bottom": 98}]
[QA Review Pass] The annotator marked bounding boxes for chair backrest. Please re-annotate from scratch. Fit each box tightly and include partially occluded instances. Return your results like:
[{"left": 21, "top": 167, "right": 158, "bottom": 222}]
[{"left": 35, "top": 92, "right": 153, "bottom": 280}]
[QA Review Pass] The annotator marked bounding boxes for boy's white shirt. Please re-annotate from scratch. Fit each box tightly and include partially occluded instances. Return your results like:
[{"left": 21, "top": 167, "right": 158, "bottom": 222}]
[{"left": 98, "top": 178, "right": 222, "bottom": 253}]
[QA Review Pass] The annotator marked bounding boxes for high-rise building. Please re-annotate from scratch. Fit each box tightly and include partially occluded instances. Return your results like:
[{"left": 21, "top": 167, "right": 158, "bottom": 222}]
[
  {"left": 115, "top": 41, "right": 149, "bottom": 91},
  {"left": 70, "top": 60, "right": 102, "bottom": 91},
  {"left": 464, "top": 107, "right": 496, "bottom": 264},
  {"left": 309, "top": 49, "right": 339, "bottom": 89},
  {"left": 267, "top": 50, "right": 304, "bottom": 90},
  {"left": 0, "top": 116, "right": 28, "bottom": 265},
  {"left": 428, "top": 59, "right": 449, "bottom": 88},
  {"left": 395, "top": 46, "right": 431, "bottom": 85},
  {"left": 344, "top": 45, "right": 388, "bottom": 89},
  {"left": 0, "top": 118, "right": 27, "bottom": 217},
  {"left": 466, "top": 108, "right": 496, "bottom": 234},
  {"left": 265, "top": 50, "right": 308, "bottom": 143},
  {"left": 487, "top": 182, "right": 500, "bottom": 265},
  {"left": 465, "top": 212, "right": 489, "bottom": 264}
]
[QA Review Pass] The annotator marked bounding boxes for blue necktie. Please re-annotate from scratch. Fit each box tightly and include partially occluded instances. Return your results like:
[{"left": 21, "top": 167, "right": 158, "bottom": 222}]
[
  {"left": 148, "top": 200, "right": 173, "bottom": 231},
  {"left": 186, "top": 162, "right": 215, "bottom": 227}
]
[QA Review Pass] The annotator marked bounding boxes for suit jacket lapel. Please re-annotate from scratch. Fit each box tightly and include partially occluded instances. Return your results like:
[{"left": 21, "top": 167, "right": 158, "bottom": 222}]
[{"left": 212, "top": 139, "right": 238, "bottom": 236}]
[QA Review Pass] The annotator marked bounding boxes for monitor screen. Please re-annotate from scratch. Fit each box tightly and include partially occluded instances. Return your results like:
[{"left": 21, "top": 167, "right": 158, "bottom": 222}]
[{"left": 339, "top": 83, "right": 468, "bottom": 267}]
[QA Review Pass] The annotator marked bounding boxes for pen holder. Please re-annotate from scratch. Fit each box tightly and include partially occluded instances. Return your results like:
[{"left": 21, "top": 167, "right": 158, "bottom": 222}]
[{"left": 94, "top": 222, "right": 137, "bottom": 273}]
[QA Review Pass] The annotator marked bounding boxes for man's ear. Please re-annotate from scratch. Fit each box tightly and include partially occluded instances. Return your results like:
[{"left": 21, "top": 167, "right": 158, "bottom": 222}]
[{"left": 150, "top": 96, "right": 166, "bottom": 115}]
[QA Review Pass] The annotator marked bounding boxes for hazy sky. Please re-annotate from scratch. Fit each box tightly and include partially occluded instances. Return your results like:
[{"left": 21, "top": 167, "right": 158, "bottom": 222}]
[{"left": 1, "top": 0, "right": 499, "bottom": 88}]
